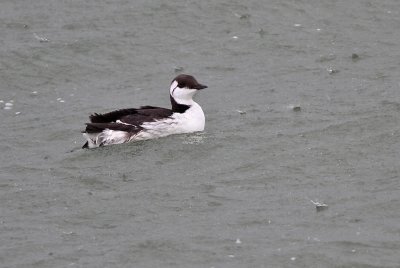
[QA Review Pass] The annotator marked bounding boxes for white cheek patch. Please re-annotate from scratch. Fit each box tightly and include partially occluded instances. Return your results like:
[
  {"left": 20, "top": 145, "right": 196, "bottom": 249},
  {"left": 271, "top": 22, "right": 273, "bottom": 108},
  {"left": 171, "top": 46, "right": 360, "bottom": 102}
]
[{"left": 170, "top": 80, "right": 178, "bottom": 95}]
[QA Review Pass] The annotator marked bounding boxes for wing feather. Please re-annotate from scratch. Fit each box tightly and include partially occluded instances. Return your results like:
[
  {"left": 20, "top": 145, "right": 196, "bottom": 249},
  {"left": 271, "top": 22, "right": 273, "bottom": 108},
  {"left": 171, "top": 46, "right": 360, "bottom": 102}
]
[
  {"left": 89, "top": 107, "right": 173, "bottom": 123},
  {"left": 84, "top": 122, "right": 142, "bottom": 133},
  {"left": 84, "top": 106, "right": 173, "bottom": 133}
]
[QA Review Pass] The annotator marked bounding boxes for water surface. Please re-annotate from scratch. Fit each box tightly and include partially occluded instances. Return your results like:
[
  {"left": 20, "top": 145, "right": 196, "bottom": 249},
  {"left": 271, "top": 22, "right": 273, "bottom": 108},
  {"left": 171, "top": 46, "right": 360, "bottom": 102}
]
[{"left": 1, "top": 0, "right": 400, "bottom": 267}]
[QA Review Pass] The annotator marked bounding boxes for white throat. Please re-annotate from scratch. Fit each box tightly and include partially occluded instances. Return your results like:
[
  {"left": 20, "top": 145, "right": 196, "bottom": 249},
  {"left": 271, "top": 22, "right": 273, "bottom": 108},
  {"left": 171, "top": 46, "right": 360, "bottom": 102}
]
[
  {"left": 172, "top": 95, "right": 195, "bottom": 106},
  {"left": 169, "top": 80, "right": 197, "bottom": 106}
]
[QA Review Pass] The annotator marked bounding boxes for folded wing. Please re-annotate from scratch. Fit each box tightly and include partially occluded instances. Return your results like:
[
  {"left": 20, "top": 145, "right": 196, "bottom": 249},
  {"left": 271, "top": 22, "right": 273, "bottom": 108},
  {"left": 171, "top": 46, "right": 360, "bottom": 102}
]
[{"left": 84, "top": 106, "right": 173, "bottom": 133}]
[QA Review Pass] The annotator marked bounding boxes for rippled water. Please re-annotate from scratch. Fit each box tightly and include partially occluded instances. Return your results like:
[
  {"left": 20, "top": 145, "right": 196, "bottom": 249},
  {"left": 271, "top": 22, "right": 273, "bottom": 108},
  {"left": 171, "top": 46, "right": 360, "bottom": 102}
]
[{"left": 1, "top": 0, "right": 400, "bottom": 267}]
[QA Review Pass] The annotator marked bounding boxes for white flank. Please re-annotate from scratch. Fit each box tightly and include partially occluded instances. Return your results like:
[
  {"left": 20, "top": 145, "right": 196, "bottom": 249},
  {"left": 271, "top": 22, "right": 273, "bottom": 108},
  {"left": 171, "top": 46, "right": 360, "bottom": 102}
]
[
  {"left": 83, "top": 130, "right": 128, "bottom": 148},
  {"left": 131, "top": 102, "right": 205, "bottom": 141}
]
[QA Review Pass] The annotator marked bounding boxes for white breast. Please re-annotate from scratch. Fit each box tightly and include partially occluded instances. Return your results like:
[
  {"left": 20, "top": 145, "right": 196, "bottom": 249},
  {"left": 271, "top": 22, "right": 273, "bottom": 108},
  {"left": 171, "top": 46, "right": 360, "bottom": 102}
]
[{"left": 172, "top": 102, "right": 205, "bottom": 132}]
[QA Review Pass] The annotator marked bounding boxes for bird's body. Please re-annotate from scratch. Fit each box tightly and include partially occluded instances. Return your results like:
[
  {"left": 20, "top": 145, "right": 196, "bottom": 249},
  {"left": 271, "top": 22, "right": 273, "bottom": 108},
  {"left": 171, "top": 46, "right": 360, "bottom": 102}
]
[{"left": 82, "top": 74, "right": 207, "bottom": 148}]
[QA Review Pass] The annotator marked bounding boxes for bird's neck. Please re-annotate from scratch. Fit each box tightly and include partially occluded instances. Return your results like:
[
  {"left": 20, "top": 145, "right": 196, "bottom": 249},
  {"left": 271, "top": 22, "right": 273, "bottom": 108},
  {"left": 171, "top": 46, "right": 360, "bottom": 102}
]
[{"left": 170, "top": 95, "right": 193, "bottom": 113}]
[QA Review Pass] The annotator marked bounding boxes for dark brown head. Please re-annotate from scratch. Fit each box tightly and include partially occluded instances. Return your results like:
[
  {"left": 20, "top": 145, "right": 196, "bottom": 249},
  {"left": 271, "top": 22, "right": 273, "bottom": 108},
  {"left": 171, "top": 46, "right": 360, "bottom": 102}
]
[
  {"left": 169, "top": 74, "right": 207, "bottom": 103},
  {"left": 173, "top": 74, "right": 207, "bottom": 90}
]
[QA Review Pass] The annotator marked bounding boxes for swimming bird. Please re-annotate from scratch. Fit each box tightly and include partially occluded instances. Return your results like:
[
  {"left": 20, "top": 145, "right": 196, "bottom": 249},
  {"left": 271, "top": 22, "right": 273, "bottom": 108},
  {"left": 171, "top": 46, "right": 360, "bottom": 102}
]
[{"left": 82, "top": 74, "right": 207, "bottom": 148}]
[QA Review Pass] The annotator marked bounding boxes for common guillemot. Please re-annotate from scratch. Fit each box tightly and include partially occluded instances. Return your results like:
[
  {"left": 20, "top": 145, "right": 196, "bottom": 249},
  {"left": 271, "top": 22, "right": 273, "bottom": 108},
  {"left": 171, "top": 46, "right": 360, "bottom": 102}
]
[{"left": 82, "top": 74, "right": 207, "bottom": 148}]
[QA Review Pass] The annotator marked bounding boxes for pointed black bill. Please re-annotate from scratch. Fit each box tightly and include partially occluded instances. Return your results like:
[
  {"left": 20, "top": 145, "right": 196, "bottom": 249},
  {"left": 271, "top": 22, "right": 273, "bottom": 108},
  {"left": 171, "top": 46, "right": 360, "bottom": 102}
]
[{"left": 195, "top": 84, "right": 207, "bottom": 90}]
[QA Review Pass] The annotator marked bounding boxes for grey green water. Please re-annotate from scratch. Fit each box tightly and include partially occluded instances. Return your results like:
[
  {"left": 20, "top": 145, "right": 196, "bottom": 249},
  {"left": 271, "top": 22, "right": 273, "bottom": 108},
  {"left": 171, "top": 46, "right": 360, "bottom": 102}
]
[{"left": 1, "top": 0, "right": 400, "bottom": 267}]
